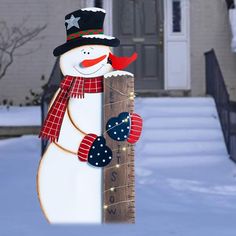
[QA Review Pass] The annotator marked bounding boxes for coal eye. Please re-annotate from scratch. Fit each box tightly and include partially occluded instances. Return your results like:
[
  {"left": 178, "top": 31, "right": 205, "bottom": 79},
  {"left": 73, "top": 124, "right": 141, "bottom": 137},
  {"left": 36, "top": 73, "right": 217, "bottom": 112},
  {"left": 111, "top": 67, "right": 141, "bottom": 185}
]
[
  {"left": 87, "top": 52, "right": 90, "bottom": 54},
  {"left": 83, "top": 52, "right": 86, "bottom": 54}
]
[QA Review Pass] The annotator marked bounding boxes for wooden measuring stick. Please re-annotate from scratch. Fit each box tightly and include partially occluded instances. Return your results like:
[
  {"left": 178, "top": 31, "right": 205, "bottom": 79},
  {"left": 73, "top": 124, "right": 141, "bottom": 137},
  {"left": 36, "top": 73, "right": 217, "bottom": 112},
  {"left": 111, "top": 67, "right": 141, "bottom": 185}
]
[{"left": 103, "top": 74, "right": 135, "bottom": 223}]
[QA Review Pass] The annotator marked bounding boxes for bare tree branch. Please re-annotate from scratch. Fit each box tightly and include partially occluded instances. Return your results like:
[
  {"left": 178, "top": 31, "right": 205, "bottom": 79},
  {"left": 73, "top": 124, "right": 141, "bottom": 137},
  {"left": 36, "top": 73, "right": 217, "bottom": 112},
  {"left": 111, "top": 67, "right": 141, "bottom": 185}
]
[{"left": 0, "top": 20, "right": 46, "bottom": 80}]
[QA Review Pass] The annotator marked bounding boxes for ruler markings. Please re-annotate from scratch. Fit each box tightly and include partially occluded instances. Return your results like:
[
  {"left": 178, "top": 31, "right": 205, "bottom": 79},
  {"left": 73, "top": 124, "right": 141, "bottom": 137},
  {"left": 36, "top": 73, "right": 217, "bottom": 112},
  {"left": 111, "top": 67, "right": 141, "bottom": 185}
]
[{"left": 103, "top": 75, "right": 135, "bottom": 223}]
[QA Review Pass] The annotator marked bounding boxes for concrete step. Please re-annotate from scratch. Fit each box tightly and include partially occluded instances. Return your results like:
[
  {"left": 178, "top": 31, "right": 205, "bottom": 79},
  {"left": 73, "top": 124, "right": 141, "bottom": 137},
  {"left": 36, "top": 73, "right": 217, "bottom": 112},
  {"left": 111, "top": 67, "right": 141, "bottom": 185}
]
[
  {"left": 0, "top": 126, "right": 40, "bottom": 138},
  {"left": 135, "top": 97, "right": 228, "bottom": 159},
  {"left": 140, "top": 141, "right": 228, "bottom": 156},
  {"left": 143, "top": 129, "right": 224, "bottom": 142},
  {"left": 144, "top": 117, "right": 221, "bottom": 129},
  {"left": 136, "top": 97, "right": 215, "bottom": 107},
  {"left": 138, "top": 106, "right": 218, "bottom": 118},
  {"left": 136, "top": 155, "right": 229, "bottom": 168}
]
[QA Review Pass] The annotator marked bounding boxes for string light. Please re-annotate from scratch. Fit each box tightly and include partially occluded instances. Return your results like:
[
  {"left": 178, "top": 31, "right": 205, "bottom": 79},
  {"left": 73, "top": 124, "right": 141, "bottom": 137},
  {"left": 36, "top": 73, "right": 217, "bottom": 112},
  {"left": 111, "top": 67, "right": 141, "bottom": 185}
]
[
  {"left": 104, "top": 97, "right": 131, "bottom": 106},
  {"left": 57, "top": 78, "right": 136, "bottom": 215},
  {"left": 104, "top": 183, "right": 135, "bottom": 193},
  {"left": 50, "top": 78, "right": 136, "bottom": 217},
  {"left": 105, "top": 83, "right": 130, "bottom": 97},
  {"left": 53, "top": 141, "right": 131, "bottom": 156},
  {"left": 100, "top": 82, "right": 136, "bottom": 212},
  {"left": 109, "top": 145, "right": 131, "bottom": 152},
  {"left": 104, "top": 161, "right": 134, "bottom": 171},
  {"left": 103, "top": 200, "right": 135, "bottom": 209},
  {"left": 103, "top": 120, "right": 124, "bottom": 135}
]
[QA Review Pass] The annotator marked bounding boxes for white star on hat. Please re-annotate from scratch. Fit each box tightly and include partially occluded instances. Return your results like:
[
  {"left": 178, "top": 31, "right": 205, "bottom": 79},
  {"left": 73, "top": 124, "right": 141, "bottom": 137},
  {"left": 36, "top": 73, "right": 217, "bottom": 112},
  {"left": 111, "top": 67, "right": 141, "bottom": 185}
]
[{"left": 65, "top": 15, "right": 81, "bottom": 30}]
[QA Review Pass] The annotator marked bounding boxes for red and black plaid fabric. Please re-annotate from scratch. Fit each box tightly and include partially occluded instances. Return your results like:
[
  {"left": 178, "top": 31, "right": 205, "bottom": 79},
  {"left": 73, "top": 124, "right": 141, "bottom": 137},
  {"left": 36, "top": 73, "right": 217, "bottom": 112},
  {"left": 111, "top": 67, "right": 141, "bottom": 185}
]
[{"left": 39, "top": 75, "right": 103, "bottom": 142}]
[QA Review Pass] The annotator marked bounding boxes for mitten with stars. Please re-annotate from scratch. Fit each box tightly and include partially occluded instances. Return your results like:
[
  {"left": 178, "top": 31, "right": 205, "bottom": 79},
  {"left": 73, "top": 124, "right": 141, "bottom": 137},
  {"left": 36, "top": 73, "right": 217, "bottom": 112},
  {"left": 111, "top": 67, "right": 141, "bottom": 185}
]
[{"left": 77, "top": 134, "right": 113, "bottom": 167}]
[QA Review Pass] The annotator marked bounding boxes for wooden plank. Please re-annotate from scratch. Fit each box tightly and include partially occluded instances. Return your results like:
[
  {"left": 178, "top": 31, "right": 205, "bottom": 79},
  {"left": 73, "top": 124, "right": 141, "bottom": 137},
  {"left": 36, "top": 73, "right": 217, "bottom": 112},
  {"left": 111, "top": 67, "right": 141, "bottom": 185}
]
[
  {"left": 103, "top": 74, "right": 135, "bottom": 223},
  {"left": 0, "top": 126, "right": 40, "bottom": 136}
]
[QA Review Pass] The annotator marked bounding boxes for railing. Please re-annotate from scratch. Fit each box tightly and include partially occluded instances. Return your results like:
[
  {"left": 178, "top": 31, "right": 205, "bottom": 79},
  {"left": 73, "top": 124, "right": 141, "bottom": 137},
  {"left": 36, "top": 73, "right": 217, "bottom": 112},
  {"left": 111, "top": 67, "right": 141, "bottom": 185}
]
[
  {"left": 226, "top": 0, "right": 235, "bottom": 9},
  {"left": 205, "top": 49, "right": 236, "bottom": 162}
]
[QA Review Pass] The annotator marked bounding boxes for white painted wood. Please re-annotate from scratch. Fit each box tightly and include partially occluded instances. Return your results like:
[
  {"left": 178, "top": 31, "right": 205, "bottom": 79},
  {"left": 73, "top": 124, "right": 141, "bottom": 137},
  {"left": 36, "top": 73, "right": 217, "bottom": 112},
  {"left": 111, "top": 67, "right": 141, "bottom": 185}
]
[
  {"left": 167, "top": 41, "right": 189, "bottom": 88},
  {"left": 103, "top": 0, "right": 113, "bottom": 53},
  {"left": 85, "top": 0, "right": 94, "bottom": 8},
  {"left": 38, "top": 143, "right": 102, "bottom": 224},
  {"left": 103, "top": 0, "right": 113, "bottom": 36},
  {"left": 37, "top": 45, "right": 113, "bottom": 223},
  {"left": 164, "top": 0, "right": 191, "bottom": 90},
  {"left": 38, "top": 93, "right": 103, "bottom": 223}
]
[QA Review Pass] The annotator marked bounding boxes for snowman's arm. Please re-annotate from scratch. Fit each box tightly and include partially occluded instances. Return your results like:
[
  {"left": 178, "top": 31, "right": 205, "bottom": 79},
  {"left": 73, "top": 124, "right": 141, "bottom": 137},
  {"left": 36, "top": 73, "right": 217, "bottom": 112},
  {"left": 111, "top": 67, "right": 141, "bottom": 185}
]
[
  {"left": 104, "top": 70, "right": 134, "bottom": 79},
  {"left": 48, "top": 88, "right": 61, "bottom": 111}
]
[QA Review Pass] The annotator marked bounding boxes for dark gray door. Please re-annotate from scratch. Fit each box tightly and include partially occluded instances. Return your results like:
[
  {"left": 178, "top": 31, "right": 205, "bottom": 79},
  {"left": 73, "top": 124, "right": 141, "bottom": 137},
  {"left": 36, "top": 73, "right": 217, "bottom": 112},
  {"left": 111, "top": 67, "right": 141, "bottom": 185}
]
[{"left": 113, "top": 0, "right": 164, "bottom": 91}]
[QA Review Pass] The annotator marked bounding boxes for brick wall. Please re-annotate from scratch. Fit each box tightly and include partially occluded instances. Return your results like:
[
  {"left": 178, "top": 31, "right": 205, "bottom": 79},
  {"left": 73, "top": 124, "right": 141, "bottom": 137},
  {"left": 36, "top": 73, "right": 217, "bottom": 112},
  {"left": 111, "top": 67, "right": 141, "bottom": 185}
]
[
  {"left": 0, "top": 0, "right": 93, "bottom": 105},
  {"left": 190, "top": 0, "right": 236, "bottom": 101}
]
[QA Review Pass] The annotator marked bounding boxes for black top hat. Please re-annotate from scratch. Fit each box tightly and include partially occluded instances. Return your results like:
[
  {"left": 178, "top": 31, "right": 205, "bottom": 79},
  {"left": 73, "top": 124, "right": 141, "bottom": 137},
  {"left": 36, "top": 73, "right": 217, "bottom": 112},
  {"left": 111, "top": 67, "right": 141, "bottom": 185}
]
[{"left": 53, "top": 7, "right": 120, "bottom": 57}]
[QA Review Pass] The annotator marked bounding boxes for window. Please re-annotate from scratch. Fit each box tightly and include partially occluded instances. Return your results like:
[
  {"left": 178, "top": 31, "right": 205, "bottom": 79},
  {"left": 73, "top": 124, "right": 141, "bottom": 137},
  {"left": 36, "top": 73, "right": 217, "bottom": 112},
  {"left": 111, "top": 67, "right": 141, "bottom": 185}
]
[
  {"left": 172, "top": 0, "right": 182, "bottom": 33},
  {"left": 95, "top": 0, "right": 103, "bottom": 8}
]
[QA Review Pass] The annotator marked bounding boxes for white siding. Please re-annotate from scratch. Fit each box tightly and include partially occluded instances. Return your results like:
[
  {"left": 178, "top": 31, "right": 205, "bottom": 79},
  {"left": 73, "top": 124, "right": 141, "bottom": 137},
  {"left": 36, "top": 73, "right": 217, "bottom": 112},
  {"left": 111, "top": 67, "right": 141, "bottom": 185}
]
[
  {"left": 190, "top": 0, "right": 236, "bottom": 100},
  {"left": 0, "top": 0, "right": 92, "bottom": 105}
]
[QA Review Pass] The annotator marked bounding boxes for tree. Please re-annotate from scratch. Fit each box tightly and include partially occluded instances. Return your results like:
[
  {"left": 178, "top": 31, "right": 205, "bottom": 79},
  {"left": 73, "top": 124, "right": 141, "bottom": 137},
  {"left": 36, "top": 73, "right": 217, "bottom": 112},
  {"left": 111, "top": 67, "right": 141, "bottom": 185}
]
[{"left": 0, "top": 20, "right": 46, "bottom": 80}]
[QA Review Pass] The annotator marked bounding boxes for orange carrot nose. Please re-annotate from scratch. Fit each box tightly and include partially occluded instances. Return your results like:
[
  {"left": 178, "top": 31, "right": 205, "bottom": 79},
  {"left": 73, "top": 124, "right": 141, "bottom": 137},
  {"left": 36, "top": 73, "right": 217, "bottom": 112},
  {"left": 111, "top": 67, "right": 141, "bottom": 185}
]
[{"left": 81, "top": 54, "right": 107, "bottom": 68}]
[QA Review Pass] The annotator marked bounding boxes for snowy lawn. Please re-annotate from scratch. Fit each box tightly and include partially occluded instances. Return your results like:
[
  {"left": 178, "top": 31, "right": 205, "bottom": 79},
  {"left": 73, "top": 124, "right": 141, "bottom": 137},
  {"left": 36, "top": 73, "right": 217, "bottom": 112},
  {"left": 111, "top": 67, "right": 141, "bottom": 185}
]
[
  {"left": 0, "top": 135, "right": 236, "bottom": 236},
  {"left": 0, "top": 101, "right": 236, "bottom": 236},
  {"left": 0, "top": 106, "right": 40, "bottom": 126}
]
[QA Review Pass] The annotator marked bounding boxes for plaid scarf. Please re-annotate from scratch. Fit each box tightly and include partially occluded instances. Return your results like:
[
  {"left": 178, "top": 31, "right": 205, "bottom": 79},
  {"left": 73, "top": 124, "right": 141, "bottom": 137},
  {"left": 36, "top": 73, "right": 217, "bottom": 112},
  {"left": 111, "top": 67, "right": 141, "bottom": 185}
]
[{"left": 39, "top": 75, "right": 103, "bottom": 142}]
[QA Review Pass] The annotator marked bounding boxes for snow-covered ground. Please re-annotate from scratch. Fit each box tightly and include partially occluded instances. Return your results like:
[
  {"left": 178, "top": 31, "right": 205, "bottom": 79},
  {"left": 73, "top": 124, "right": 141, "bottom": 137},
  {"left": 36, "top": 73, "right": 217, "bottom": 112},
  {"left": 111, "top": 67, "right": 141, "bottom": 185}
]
[
  {"left": 1, "top": 99, "right": 236, "bottom": 236},
  {"left": 0, "top": 106, "right": 40, "bottom": 126}
]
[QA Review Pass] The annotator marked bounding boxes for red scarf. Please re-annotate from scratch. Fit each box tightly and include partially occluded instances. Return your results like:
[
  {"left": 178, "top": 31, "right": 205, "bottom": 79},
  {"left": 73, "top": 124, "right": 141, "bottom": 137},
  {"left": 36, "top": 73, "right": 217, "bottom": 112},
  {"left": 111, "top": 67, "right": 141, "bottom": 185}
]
[{"left": 39, "top": 75, "right": 103, "bottom": 142}]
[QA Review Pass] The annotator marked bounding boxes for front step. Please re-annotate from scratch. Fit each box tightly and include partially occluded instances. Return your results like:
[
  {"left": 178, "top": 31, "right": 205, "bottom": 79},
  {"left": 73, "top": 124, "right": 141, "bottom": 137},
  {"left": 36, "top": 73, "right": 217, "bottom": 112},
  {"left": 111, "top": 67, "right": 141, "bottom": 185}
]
[
  {"left": 136, "top": 97, "right": 228, "bottom": 160},
  {"left": 141, "top": 141, "right": 228, "bottom": 156},
  {"left": 136, "top": 97, "right": 215, "bottom": 106},
  {"left": 136, "top": 90, "right": 191, "bottom": 97},
  {"left": 136, "top": 155, "right": 229, "bottom": 168},
  {"left": 144, "top": 129, "right": 224, "bottom": 142},
  {"left": 144, "top": 117, "right": 220, "bottom": 129},
  {"left": 138, "top": 106, "right": 217, "bottom": 118}
]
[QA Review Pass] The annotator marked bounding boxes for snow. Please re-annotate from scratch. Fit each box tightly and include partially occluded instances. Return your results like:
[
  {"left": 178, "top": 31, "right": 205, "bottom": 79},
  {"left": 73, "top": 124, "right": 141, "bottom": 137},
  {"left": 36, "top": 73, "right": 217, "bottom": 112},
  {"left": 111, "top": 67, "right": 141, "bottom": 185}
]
[
  {"left": 104, "top": 70, "right": 134, "bottom": 78},
  {"left": 82, "top": 34, "right": 115, "bottom": 40},
  {"left": 0, "top": 106, "right": 40, "bottom": 126},
  {"left": 1, "top": 98, "right": 236, "bottom": 235},
  {"left": 80, "top": 7, "right": 106, "bottom": 13}
]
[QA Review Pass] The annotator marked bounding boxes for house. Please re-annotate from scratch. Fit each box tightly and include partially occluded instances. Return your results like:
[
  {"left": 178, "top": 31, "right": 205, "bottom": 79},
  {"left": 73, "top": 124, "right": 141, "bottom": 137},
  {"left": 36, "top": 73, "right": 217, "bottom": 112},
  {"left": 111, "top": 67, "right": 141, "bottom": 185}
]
[
  {"left": 0, "top": 0, "right": 93, "bottom": 105},
  {"left": 1, "top": 0, "right": 236, "bottom": 225}
]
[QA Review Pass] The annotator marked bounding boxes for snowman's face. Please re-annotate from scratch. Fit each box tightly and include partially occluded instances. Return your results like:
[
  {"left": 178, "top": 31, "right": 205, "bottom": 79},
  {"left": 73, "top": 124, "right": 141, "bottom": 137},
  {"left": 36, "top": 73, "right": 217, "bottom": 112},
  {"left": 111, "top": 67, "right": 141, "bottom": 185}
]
[{"left": 60, "top": 45, "right": 113, "bottom": 78}]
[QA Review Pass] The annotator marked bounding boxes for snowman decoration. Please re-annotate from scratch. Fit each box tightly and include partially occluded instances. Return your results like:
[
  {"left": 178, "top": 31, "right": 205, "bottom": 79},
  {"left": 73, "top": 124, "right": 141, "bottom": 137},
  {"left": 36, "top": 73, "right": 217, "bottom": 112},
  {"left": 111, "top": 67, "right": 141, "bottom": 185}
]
[{"left": 37, "top": 7, "right": 142, "bottom": 224}]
